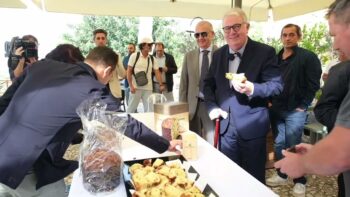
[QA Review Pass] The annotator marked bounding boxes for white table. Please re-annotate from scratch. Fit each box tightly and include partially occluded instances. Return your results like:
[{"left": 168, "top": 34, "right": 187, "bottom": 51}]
[{"left": 69, "top": 113, "right": 278, "bottom": 197}]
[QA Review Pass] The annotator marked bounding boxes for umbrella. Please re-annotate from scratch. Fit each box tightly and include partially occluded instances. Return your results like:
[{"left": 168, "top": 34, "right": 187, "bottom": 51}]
[{"left": 30, "top": 0, "right": 333, "bottom": 21}]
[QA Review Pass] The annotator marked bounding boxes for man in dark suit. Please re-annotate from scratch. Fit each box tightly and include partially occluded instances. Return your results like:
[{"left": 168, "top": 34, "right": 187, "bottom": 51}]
[
  {"left": 203, "top": 8, "right": 283, "bottom": 183},
  {"left": 0, "top": 46, "right": 180, "bottom": 196},
  {"left": 152, "top": 42, "right": 177, "bottom": 101}
]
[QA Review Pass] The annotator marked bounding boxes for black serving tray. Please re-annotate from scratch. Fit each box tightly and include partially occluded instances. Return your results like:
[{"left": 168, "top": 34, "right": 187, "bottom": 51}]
[{"left": 123, "top": 155, "right": 219, "bottom": 197}]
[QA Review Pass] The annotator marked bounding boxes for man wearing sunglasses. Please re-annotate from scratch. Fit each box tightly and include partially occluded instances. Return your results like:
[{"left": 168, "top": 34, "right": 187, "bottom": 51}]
[
  {"left": 203, "top": 8, "right": 283, "bottom": 184},
  {"left": 179, "top": 20, "right": 218, "bottom": 144}
]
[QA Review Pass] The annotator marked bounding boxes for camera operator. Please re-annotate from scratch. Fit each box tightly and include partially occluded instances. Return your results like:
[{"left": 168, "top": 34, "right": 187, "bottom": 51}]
[{"left": 7, "top": 35, "right": 38, "bottom": 81}]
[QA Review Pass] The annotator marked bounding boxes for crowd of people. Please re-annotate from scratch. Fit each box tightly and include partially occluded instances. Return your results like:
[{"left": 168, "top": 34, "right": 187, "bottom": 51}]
[{"left": 1, "top": 0, "right": 350, "bottom": 196}]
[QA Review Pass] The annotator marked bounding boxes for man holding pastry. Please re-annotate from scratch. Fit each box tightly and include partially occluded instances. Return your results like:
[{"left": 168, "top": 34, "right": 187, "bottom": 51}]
[{"left": 203, "top": 8, "right": 283, "bottom": 183}]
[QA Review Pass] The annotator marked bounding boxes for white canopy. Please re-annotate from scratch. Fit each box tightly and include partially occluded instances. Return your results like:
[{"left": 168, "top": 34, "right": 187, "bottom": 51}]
[
  {"left": 0, "top": 0, "right": 26, "bottom": 9},
  {"left": 28, "top": 0, "right": 333, "bottom": 21}
]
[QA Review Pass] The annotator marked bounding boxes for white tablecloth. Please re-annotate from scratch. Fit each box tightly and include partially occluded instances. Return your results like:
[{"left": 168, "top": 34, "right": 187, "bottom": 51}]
[{"left": 68, "top": 113, "right": 278, "bottom": 197}]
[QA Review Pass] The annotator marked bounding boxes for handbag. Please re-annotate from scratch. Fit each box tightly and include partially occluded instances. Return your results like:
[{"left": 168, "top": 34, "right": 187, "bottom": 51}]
[
  {"left": 134, "top": 71, "right": 148, "bottom": 86},
  {"left": 133, "top": 52, "right": 152, "bottom": 87}
]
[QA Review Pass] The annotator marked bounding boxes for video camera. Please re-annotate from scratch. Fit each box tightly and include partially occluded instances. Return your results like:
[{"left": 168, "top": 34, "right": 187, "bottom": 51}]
[
  {"left": 4, "top": 37, "right": 38, "bottom": 59},
  {"left": 13, "top": 38, "right": 38, "bottom": 58}
]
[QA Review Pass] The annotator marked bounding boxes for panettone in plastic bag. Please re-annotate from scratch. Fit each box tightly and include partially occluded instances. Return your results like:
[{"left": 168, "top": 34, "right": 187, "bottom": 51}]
[{"left": 76, "top": 98, "right": 127, "bottom": 194}]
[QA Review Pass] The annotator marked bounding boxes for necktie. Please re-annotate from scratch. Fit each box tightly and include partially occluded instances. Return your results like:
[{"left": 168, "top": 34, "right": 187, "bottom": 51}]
[
  {"left": 228, "top": 52, "right": 241, "bottom": 61},
  {"left": 200, "top": 50, "right": 209, "bottom": 94}
]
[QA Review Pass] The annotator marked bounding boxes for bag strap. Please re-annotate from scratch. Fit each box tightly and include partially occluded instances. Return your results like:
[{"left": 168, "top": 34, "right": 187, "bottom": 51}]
[
  {"left": 150, "top": 55, "right": 154, "bottom": 66},
  {"left": 132, "top": 52, "right": 151, "bottom": 76},
  {"left": 132, "top": 52, "right": 140, "bottom": 76}
]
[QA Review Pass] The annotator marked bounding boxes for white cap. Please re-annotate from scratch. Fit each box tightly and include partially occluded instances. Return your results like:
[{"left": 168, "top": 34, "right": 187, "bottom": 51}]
[{"left": 139, "top": 37, "right": 153, "bottom": 44}]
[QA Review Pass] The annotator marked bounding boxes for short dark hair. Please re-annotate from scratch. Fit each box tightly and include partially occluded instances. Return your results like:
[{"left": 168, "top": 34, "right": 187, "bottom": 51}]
[
  {"left": 326, "top": 0, "right": 350, "bottom": 24},
  {"left": 45, "top": 44, "right": 84, "bottom": 64},
  {"left": 22, "top": 35, "right": 38, "bottom": 46},
  {"left": 93, "top": 29, "right": 108, "bottom": 39},
  {"left": 86, "top": 46, "right": 118, "bottom": 70},
  {"left": 281, "top": 24, "right": 302, "bottom": 38},
  {"left": 138, "top": 43, "right": 153, "bottom": 50}
]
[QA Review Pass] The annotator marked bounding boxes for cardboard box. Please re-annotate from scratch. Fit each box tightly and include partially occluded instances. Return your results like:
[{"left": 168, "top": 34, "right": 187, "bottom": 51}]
[{"left": 154, "top": 102, "right": 189, "bottom": 134}]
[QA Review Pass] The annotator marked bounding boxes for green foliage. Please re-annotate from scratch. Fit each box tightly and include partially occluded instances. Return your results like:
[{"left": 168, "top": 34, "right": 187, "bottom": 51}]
[
  {"left": 63, "top": 16, "right": 139, "bottom": 56},
  {"left": 299, "top": 23, "right": 332, "bottom": 65},
  {"left": 152, "top": 17, "right": 196, "bottom": 67},
  {"left": 63, "top": 16, "right": 198, "bottom": 67},
  {"left": 213, "top": 27, "right": 225, "bottom": 47},
  {"left": 252, "top": 23, "right": 332, "bottom": 65},
  {"left": 63, "top": 16, "right": 332, "bottom": 68}
]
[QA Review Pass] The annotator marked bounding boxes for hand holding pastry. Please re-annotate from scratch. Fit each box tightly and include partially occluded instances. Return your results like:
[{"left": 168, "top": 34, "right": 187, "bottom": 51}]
[
  {"left": 226, "top": 73, "right": 254, "bottom": 96},
  {"left": 239, "top": 80, "right": 254, "bottom": 96},
  {"left": 225, "top": 72, "right": 247, "bottom": 83},
  {"left": 168, "top": 139, "right": 182, "bottom": 154}
]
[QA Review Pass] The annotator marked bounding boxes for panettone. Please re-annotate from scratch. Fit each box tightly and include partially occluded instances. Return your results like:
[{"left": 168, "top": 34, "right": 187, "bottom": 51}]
[
  {"left": 161, "top": 118, "right": 184, "bottom": 141},
  {"left": 82, "top": 148, "right": 122, "bottom": 193}
]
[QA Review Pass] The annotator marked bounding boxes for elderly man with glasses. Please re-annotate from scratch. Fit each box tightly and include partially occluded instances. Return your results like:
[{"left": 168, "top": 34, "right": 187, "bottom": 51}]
[
  {"left": 203, "top": 8, "right": 283, "bottom": 183},
  {"left": 179, "top": 20, "right": 218, "bottom": 144}
]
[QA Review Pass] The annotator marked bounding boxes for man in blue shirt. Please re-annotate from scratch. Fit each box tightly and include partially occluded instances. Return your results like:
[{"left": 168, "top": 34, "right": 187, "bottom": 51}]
[{"left": 123, "top": 43, "right": 136, "bottom": 105}]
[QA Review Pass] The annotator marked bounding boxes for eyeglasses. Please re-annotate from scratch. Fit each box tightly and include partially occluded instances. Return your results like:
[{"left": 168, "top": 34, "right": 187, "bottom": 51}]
[
  {"left": 194, "top": 32, "right": 208, "bottom": 39},
  {"left": 222, "top": 23, "right": 245, "bottom": 33}
]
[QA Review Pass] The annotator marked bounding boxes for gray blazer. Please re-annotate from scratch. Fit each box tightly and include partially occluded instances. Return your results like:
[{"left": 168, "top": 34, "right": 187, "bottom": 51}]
[{"left": 179, "top": 46, "right": 218, "bottom": 120}]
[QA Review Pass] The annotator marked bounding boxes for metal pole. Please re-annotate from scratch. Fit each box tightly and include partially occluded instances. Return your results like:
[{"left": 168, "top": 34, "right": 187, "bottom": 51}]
[{"left": 234, "top": 0, "right": 242, "bottom": 8}]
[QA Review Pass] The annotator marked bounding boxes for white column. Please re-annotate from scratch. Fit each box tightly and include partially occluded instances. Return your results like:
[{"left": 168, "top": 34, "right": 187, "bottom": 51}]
[{"left": 137, "top": 17, "right": 153, "bottom": 43}]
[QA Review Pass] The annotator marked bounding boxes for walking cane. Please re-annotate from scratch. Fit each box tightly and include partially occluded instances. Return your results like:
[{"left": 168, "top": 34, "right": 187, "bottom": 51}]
[{"left": 214, "top": 118, "right": 220, "bottom": 149}]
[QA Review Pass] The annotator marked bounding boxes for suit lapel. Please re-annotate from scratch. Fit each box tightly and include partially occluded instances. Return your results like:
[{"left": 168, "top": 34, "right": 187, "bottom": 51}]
[
  {"left": 193, "top": 49, "right": 200, "bottom": 82},
  {"left": 237, "top": 38, "right": 254, "bottom": 74},
  {"left": 224, "top": 46, "right": 231, "bottom": 88},
  {"left": 223, "top": 45, "right": 230, "bottom": 74}
]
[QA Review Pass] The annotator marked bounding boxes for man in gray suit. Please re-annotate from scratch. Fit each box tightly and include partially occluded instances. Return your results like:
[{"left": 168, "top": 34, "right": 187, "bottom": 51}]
[{"left": 179, "top": 20, "right": 218, "bottom": 144}]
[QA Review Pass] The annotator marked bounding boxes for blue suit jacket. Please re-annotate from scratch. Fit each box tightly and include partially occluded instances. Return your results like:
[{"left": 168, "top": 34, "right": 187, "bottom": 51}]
[
  {"left": 204, "top": 38, "right": 283, "bottom": 139},
  {"left": 0, "top": 60, "right": 169, "bottom": 189}
]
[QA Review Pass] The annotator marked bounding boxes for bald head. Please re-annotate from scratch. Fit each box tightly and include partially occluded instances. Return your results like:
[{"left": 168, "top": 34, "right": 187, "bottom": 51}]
[{"left": 195, "top": 20, "right": 215, "bottom": 49}]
